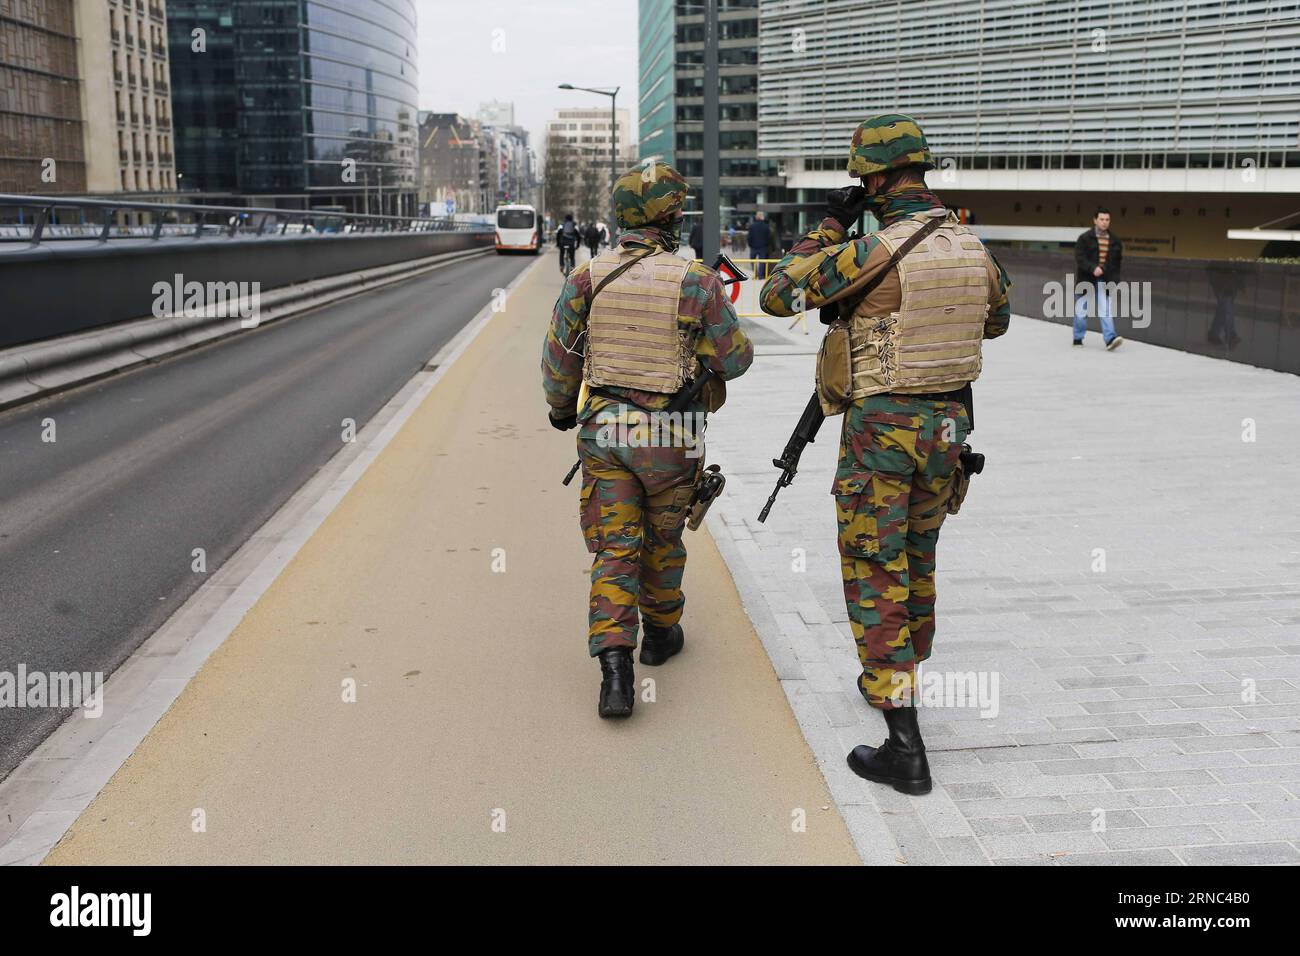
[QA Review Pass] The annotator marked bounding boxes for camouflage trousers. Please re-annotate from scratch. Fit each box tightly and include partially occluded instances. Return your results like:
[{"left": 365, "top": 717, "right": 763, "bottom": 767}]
[
  {"left": 834, "top": 394, "right": 971, "bottom": 710},
  {"left": 576, "top": 421, "right": 700, "bottom": 656}
]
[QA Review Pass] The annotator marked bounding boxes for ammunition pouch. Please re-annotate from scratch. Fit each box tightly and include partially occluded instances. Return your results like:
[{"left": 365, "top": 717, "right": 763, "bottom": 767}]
[{"left": 815, "top": 319, "right": 853, "bottom": 416}]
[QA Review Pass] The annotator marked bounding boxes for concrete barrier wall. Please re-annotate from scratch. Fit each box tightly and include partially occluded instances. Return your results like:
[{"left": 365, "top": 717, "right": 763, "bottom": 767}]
[
  {"left": 991, "top": 248, "right": 1300, "bottom": 376},
  {"left": 0, "top": 231, "right": 493, "bottom": 349}
]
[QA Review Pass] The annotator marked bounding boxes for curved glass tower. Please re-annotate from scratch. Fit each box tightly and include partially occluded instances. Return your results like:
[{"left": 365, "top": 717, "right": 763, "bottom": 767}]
[
  {"left": 301, "top": 0, "right": 419, "bottom": 211},
  {"left": 168, "top": 0, "right": 419, "bottom": 214}
]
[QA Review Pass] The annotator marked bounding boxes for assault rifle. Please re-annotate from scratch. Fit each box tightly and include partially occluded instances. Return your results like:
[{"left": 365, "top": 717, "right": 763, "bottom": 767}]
[{"left": 757, "top": 391, "right": 825, "bottom": 523}]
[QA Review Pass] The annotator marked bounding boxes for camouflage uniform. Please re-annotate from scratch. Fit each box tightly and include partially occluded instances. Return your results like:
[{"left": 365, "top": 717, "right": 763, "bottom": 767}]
[
  {"left": 760, "top": 115, "right": 1012, "bottom": 711},
  {"left": 542, "top": 163, "right": 753, "bottom": 656}
]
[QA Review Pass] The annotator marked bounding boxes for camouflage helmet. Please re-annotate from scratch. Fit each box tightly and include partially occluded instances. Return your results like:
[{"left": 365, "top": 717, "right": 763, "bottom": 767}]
[
  {"left": 613, "top": 160, "right": 689, "bottom": 228},
  {"left": 847, "top": 114, "right": 935, "bottom": 177}
]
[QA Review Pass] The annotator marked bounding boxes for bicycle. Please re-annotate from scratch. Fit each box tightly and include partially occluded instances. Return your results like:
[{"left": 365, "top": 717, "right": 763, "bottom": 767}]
[{"left": 558, "top": 242, "right": 576, "bottom": 276}]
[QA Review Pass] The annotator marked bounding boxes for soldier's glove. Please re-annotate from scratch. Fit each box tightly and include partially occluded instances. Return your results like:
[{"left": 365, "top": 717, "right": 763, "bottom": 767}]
[
  {"left": 826, "top": 185, "right": 869, "bottom": 230},
  {"left": 549, "top": 409, "right": 578, "bottom": 431}
]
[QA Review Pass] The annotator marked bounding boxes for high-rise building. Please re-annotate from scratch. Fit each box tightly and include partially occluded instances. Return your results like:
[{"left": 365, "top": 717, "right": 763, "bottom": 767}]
[
  {"left": 758, "top": 0, "right": 1300, "bottom": 258},
  {"left": 0, "top": 0, "right": 176, "bottom": 196},
  {"left": 0, "top": 0, "right": 86, "bottom": 194},
  {"left": 545, "top": 106, "right": 636, "bottom": 169},
  {"left": 417, "top": 111, "right": 491, "bottom": 214},
  {"left": 166, "top": 0, "right": 419, "bottom": 214},
  {"left": 637, "top": 0, "right": 783, "bottom": 228},
  {"left": 91, "top": 0, "right": 177, "bottom": 195}
]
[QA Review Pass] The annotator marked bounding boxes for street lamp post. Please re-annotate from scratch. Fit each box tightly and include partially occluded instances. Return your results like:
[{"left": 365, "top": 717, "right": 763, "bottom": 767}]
[
  {"left": 559, "top": 83, "right": 619, "bottom": 239},
  {"left": 702, "top": 0, "right": 720, "bottom": 263}
]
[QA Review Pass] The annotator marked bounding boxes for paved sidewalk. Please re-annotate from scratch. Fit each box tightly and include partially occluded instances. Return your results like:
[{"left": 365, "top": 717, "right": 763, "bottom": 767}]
[
  {"left": 34, "top": 253, "right": 859, "bottom": 866},
  {"left": 706, "top": 312, "right": 1300, "bottom": 866}
]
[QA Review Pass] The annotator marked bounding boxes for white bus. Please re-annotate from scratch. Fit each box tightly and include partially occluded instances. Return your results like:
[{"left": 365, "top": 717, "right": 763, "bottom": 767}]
[{"left": 495, "top": 204, "right": 542, "bottom": 254}]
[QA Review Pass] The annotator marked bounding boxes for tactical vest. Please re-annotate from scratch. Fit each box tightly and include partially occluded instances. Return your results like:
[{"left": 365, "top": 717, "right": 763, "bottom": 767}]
[
  {"left": 847, "top": 212, "right": 989, "bottom": 398},
  {"left": 584, "top": 249, "right": 693, "bottom": 393}
]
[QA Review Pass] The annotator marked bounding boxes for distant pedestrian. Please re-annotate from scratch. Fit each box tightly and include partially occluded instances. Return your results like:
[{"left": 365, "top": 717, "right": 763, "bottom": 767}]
[
  {"left": 1073, "top": 207, "right": 1124, "bottom": 350},
  {"left": 688, "top": 220, "right": 703, "bottom": 260},
  {"left": 583, "top": 221, "right": 600, "bottom": 260},
  {"left": 747, "top": 211, "right": 772, "bottom": 277}
]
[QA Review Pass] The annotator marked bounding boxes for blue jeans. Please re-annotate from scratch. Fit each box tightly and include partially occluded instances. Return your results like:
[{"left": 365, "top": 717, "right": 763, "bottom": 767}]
[{"left": 1073, "top": 281, "right": 1116, "bottom": 343}]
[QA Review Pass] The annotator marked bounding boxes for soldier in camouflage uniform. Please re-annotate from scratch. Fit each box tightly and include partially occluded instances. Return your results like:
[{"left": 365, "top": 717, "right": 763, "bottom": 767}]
[
  {"left": 542, "top": 161, "right": 753, "bottom": 718},
  {"left": 760, "top": 115, "right": 1011, "bottom": 793}
]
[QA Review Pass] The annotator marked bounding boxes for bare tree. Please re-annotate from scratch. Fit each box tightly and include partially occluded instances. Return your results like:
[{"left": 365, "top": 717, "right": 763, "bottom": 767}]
[{"left": 544, "top": 137, "right": 605, "bottom": 224}]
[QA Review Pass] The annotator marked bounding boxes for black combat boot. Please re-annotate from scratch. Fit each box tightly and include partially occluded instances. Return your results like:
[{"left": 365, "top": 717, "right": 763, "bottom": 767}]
[
  {"left": 846, "top": 706, "right": 932, "bottom": 795},
  {"left": 597, "top": 648, "right": 635, "bottom": 718},
  {"left": 639, "top": 621, "right": 684, "bottom": 666}
]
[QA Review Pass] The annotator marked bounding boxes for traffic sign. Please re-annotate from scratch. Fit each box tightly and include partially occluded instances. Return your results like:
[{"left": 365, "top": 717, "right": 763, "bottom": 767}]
[{"left": 716, "top": 258, "right": 742, "bottom": 303}]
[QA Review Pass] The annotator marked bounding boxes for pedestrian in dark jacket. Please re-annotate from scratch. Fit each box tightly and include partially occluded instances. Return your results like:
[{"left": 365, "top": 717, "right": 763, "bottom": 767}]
[
  {"left": 688, "top": 221, "right": 704, "bottom": 260},
  {"left": 747, "top": 212, "right": 772, "bottom": 277},
  {"left": 1072, "top": 207, "right": 1124, "bottom": 350}
]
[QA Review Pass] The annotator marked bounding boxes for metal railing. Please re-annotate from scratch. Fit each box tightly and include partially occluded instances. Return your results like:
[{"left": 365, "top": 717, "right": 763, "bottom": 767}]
[{"left": 0, "top": 194, "right": 491, "bottom": 245}]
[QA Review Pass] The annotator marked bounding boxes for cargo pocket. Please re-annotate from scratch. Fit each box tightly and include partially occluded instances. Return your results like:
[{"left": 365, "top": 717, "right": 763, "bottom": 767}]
[
  {"left": 834, "top": 474, "right": 877, "bottom": 558},
  {"left": 578, "top": 478, "right": 601, "bottom": 553}
]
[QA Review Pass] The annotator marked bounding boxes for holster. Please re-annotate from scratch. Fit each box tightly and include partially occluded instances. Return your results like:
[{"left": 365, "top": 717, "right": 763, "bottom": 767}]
[
  {"left": 908, "top": 458, "right": 971, "bottom": 534},
  {"left": 686, "top": 464, "right": 726, "bottom": 531}
]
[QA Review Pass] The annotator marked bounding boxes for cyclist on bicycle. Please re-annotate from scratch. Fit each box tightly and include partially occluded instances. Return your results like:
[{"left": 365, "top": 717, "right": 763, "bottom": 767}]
[{"left": 556, "top": 213, "right": 580, "bottom": 275}]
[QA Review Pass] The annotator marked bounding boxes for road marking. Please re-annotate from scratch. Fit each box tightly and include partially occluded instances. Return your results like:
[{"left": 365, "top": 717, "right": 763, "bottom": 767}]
[{"left": 0, "top": 254, "right": 547, "bottom": 865}]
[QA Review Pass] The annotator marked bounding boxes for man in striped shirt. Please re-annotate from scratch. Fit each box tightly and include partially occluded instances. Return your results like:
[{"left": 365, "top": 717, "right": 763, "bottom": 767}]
[{"left": 1073, "top": 207, "right": 1125, "bottom": 350}]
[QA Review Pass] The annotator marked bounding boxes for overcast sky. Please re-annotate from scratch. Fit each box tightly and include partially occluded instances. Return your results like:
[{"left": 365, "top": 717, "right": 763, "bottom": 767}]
[{"left": 415, "top": 0, "right": 641, "bottom": 152}]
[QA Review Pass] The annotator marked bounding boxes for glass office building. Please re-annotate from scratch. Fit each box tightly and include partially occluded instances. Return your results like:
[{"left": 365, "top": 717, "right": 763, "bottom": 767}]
[
  {"left": 168, "top": 0, "right": 418, "bottom": 213},
  {"left": 757, "top": 0, "right": 1300, "bottom": 256},
  {"left": 637, "top": 0, "right": 785, "bottom": 228}
]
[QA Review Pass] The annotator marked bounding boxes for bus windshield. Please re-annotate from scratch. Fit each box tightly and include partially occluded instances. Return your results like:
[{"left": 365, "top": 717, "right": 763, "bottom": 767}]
[{"left": 497, "top": 209, "right": 534, "bottom": 229}]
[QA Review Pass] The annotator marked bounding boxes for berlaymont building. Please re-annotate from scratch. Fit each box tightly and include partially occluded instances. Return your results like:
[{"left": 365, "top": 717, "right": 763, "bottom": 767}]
[{"left": 756, "top": 0, "right": 1300, "bottom": 260}]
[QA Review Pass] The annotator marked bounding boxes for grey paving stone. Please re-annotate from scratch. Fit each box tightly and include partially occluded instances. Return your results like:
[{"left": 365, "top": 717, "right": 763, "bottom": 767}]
[
  {"left": 937, "top": 835, "right": 993, "bottom": 865},
  {"left": 975, "top": 744, "right": 1078, "bottom": 764},
  {"left": 1208, "top": 819, "right": 1300, "bottom": 843},
  {"left": 1175, "top": 842, "right": 1300, "bottom": 865},
  {"left": 1057, "top": 849, "right": 1183, "bottom": 866},
  {"left": 971, "top": 816, "right": 1031, "bottom": 836},
  {"left": 1135, "top": 803, "right": 1260, "bottom": 826},
  {"left": 1024, "top": 809, "right": 1144, "bottom": 833},
  {"left": 1104, "top": 770, "right": 1218, "bottom": 790},
  {"left": 979, "top": 830, "right": 1108, "bottom": 860},
  {"left": 703, "top": 314, "right": 1300, "bottom": 867},
  {"left": 1177, "top": 733, "right": 1279, "bottom": 753},
  {"left": 1062, "top": 789, "right": 1182, "bottom": 811},
  {"left": 1100, "top": 825, "right": 1223, "bottom": 849}
]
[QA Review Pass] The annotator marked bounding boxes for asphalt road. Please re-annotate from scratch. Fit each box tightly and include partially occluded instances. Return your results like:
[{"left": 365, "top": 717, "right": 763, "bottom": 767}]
[{"left": 0, "top": 250, "right": 535, "bottom": 779}]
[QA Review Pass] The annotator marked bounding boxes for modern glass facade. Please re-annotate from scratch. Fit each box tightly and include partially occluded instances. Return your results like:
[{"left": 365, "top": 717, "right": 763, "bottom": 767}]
[
  {"left": 168, "top": 0, "right": 418, "bottom": 212},
  {"left": 638, "top": 0, "right": 675, "bottom": 166},
  {"left": 637, "top": 0, "right": 784, "bottom": 227},
  {"left": 759, "top": 0, "right": 1300, "bottom": 172}
]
